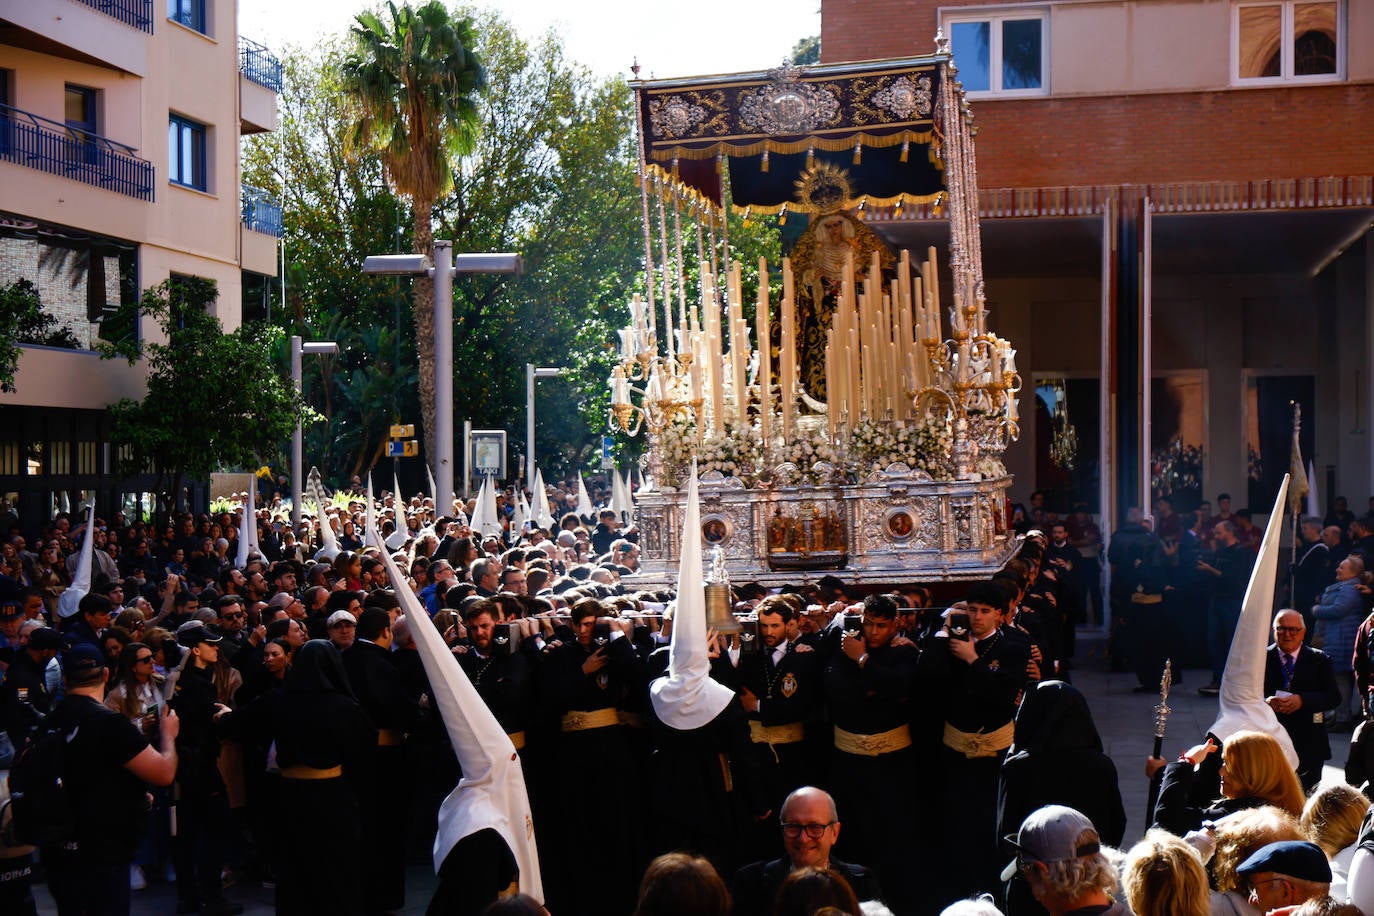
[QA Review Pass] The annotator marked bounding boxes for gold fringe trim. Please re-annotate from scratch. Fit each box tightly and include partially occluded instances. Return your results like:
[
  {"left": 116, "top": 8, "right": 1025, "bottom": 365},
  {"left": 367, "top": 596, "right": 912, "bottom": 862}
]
[{"left": 647, "top": 129, "right": 936, "bottom": 164}]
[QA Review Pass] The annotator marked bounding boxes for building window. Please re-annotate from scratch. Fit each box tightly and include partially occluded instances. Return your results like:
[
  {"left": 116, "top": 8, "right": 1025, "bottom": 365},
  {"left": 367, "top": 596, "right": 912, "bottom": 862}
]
[
  {"left": 1234, "top": 1, "right": 1341, "bottom": 82},
  {"left": 168, "top": 0, "right": 206, "bottom": 34},
  {"left": 946, "top": 10, "right": 1047, "bottom": 96},
  {"left": 168, "top": 115, "right": 206, "bottom": 191}
]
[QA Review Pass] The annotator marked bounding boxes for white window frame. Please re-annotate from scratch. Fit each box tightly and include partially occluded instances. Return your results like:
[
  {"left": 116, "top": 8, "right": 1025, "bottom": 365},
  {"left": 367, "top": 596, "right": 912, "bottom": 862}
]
[
  {"left": 1231, "top": 0, "right": 1344, "bottom": 85},
  {"left": 942, "top": 7, "right": 1049, "bottom": 98}
]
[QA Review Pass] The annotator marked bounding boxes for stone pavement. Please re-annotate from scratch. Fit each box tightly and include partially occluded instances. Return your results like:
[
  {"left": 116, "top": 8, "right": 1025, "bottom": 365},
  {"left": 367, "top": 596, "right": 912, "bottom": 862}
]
[{"left": 29, "top": 633, "right": 1354, "bottom": 913}]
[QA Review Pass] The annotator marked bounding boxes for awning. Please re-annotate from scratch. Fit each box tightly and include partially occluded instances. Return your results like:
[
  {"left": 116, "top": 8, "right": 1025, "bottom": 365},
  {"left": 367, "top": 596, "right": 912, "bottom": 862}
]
[{"left": 636, "top": 57, "right": 949, "bottom": 215}]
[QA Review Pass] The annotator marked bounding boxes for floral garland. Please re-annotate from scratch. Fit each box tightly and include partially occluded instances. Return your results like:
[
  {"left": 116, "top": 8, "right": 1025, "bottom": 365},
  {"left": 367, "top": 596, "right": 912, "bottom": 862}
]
[{"left": 848, "top": 415, "right": 955, "bottom": 480}]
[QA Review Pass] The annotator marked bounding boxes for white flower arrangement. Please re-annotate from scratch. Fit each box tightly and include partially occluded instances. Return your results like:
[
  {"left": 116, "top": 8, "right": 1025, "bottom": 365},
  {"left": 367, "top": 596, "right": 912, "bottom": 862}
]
[
  {"left": 975, "top": 454, "right": 1007, "bottom": 479},
  {"left": 848, "top": 414, "right": 955, "bottom": 480},
  {"left": 777, "top": 422, "right": 840, "bottom": 485},
  {"left": 656, "top": 413, "right": 763, "bottom": 487}
]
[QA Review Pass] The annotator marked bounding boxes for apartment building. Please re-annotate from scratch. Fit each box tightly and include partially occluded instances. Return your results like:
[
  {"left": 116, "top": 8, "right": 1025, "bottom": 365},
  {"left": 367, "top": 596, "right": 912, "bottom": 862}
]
[
  {"left": 822, "top": 0, "right": 1374, "bottom": 524},
  {"left": 0, "top": 0, "right": 282, "bottom": 527}
]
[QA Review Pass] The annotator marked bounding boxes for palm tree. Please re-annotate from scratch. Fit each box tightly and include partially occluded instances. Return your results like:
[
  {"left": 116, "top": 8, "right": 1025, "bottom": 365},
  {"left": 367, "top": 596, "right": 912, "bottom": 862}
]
[{"left": 341, "top": 1, "right": 485, "bottom": 467}]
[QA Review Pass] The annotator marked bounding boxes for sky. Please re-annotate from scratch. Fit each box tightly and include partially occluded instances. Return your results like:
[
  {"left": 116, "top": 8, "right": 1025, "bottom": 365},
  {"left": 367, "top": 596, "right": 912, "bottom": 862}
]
[{"left": 238, "top": 0, "right": 820, "bottom": 81}]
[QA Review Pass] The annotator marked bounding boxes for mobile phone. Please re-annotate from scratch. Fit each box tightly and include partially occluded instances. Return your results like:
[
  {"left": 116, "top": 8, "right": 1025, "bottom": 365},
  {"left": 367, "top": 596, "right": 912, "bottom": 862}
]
[
  {"left": 947, "top": 611, "right": 971, "bottom": 641},
  {"left": 492, "top": 621, "right": 522, "bottom": 657},
  {"left": 842, "top": 613, "right": 863, "bottom": 633},
  {"left": 592, "top": 620, "right": 612, "bottom": 646},
  {"left": 738, "top": 619, "right": 761, "bottom": 655}
]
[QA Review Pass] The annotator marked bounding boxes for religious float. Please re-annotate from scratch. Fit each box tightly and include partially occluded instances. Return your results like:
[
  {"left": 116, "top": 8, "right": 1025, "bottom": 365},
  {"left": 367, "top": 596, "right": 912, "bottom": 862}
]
[{"left": 612, "top": 37, "right": 1021, "bottom": 586}]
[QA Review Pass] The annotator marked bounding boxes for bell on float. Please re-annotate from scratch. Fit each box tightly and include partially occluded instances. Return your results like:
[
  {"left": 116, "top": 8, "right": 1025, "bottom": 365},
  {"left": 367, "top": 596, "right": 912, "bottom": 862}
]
[{"left": 703, "top": 545, "right": 741, "bottom": 634}]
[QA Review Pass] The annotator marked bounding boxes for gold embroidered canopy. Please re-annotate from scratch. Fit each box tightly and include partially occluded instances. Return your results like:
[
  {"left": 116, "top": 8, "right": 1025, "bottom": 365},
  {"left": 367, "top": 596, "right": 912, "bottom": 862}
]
[{"left": 635, "top": 56, "right": 947, "bottom": 215}]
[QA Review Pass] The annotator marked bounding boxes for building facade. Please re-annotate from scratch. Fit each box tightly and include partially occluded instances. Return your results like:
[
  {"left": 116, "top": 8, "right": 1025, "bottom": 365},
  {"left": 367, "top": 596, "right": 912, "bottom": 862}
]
[
  {"left": 822, "top": 0, "right": 1374, "bottom": 532},
  {"left": 0, "top": 0, "right": 282, "bottom": 530}
]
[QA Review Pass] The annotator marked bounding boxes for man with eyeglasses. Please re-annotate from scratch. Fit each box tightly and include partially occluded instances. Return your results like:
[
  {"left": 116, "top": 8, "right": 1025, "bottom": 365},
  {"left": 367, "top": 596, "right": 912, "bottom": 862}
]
[
  {"left": 732, "top": 786, "right": 882, "bottom": 915},
  {"left": 1237, "top": 840, "right": 1331, "bottom": 913},
  {"left": 1263, "top": 608, "right": 1338, "bottom": 791}
]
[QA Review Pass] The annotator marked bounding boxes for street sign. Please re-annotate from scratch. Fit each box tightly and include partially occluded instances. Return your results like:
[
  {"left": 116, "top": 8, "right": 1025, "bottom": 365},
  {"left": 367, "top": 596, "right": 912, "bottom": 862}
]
[
  {"left": 601, "top": 436, "right": 615, "bottom": 470},
  {"left": 389, "top": 424, "right": 415, "bottom": 439},
  {"left": 387, "top": 440, "right": 419, "bottom": 458}
]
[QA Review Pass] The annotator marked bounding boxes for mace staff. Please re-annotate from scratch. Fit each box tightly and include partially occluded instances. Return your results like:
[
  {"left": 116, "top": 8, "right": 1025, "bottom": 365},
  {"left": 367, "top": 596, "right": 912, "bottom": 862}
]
[{"left": 1145, "top": 659, "right": 1174, "bottom": 827}]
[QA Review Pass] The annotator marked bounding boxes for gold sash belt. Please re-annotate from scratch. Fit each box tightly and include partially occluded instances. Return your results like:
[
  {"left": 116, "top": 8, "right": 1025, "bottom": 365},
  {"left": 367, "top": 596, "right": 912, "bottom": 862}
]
[
  {"left": 834, "top": 724, "right": 912, "bottom": 757},
  {"left": 281, "top": 764, "right": 343, "bottom": 780},
  {"left": 942, "top": 720, "right": 1015, "bottom": 759},
  {"left": 507, "top": 730, "right": 527, "bottom": 751},
  {"left": 749, "top": 720, "right": 806, "bottom": 746},
  {"left": 560, "top": 707, "right": 622, "bottom": 733},
  {"left": 377, "top": 728, "right": 404, "bottom": 747},
  {"left": 618, "top": 711, "right": 646, "bottom": 729}
]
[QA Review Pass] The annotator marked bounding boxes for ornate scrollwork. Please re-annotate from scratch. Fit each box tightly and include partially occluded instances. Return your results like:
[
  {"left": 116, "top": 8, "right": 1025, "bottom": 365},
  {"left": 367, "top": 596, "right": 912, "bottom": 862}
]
[
  {"left": 870, "top": 75, "right": 933, "bottom": 120},
  {"left": 648, "top": 95, "right": 709, "bottom": 139},
  {"left": 738, "top": 64, "right": 841, "bottom": 135}
]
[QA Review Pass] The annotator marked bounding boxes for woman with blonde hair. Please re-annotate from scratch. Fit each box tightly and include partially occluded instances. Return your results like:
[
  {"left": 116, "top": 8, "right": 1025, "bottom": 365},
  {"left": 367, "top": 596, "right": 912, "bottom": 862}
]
[
  {"left": 1210, "top": 806, "right": 1305, "bottom": 914},
  {"left": 1303, "top": 783, "right": 1370, "bottom": 900},
  {"left": 1152, "top": 730, "right": 1306, "bottom": 836},
  {"left": 1121, "top": 830, "right": 1209, "bottom": 916}
]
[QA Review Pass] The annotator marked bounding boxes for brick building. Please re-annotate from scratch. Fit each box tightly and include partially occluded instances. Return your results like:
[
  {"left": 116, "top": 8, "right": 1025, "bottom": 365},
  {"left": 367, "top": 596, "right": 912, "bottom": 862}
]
[
  {"left": 0, "top": 0, "right": 282, "bottom": 527},
  {"left": 822, "top": 0, "right": 1374, "bottom": 531}
]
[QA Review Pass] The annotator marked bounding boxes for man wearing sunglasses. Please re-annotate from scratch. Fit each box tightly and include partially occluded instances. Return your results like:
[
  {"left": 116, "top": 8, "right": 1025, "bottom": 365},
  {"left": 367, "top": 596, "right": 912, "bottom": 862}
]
[
  {"left": 732, "top": 786, "right": 883, "bottom": 915},
  {"left": 1263, "top": 608, "right": 1339, "bottom": 791}
]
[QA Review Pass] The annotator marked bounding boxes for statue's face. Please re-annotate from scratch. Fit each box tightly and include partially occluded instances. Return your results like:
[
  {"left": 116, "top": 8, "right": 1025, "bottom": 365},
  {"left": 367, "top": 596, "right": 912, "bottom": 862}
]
[{"left": 823, "top": 217, "right": 846, "bottom": 243}]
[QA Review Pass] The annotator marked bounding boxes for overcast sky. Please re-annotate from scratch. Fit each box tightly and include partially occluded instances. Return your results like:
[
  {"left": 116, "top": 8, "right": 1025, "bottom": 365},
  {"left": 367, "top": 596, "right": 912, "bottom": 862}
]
[{"left": 239, "top": 0, "right": 821, "bottom": 81}]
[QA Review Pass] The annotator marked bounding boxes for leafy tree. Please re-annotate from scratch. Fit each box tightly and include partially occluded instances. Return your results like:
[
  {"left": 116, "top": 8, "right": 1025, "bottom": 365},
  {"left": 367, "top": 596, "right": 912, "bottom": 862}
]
[
  {"left": 98, "top": 278, "right": 310, "bottom": 523},
  {"left": 790, "top": 34, "right": 821, "bottom": 65},
  {"left": 341, "top": 0, "right": 486, "bottom": 465},
  {"left": 0, "top": 279, "right": 82, "bottom": 393}
]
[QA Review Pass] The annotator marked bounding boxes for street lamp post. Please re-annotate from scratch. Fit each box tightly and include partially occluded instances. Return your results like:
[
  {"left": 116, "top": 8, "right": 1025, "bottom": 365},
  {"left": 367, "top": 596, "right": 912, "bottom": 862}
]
[
  {"left": 291, "top": 336, "right": 339, "bottom": 533},
  {"left": 363, "top": 244, "right": 522, "bottom": 513},
  {"left": 526, "top": 364, "right": 568, "bottom": 486}
]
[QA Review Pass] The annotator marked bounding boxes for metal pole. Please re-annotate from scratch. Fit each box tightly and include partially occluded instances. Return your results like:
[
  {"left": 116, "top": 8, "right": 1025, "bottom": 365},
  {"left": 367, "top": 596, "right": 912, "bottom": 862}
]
[
  {"left": 462, "top": 420, "right": 473, "bottom": 501},
  {"left": 527, "top": 362, "right": 536, "bottom": 489},
  {"left": 290, "top": 335, "right": 303, "bottom": 534},
  {"left": 433, "top": 240, "right": 454, "bottom": 513}
]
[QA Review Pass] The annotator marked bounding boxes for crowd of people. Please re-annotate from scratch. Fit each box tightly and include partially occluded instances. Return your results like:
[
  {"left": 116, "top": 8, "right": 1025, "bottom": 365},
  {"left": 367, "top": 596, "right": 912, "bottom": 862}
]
[{"left": 4, "top": 479, "right": 1374, "bottom": 916}]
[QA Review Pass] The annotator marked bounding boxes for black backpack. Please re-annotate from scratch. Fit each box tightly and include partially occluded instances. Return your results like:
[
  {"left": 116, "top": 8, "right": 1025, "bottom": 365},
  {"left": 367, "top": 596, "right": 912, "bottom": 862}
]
[{"left": 5, "top": 720, "right": 78, "bottom": 848}]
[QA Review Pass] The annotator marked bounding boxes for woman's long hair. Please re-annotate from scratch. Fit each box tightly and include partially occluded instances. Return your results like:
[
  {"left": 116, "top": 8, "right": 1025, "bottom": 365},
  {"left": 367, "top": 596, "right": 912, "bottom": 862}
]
[
  {"left": 1302, "top": 783, "right": 1370, "bottom": 857},
  {"left": 1223, "top": 730, "right": 1306, "bottom": 816},
  {"left": 1122, "top": 829, "right": 1209, "bottom": 916},
  {"left": 110, "top": 641, "right": 156, "bottom": 720}
]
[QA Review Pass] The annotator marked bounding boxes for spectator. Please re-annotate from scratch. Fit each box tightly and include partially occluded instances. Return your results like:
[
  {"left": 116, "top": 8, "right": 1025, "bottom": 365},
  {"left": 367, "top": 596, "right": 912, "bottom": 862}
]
[
  {"left": 634, "top": 852, "right": 731, "bottom": 916},
  {"left": 1120, "top": 830, "right": 1208, "bottom": 916}
]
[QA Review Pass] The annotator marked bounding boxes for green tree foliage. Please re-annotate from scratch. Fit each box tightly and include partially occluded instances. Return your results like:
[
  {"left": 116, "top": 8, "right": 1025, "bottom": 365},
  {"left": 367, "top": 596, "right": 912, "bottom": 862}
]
[
  {"left": 0, "top": 279, "right": 82, "bottom": 393},
  {"left": 790, "top": 34, "right": 821, "bottom": 65},
  {"left": 341, "top": 1, "right": 486, "bottom": 465},
  {"left": 97, "top": 278, "right": 309, "bottom": 522}
]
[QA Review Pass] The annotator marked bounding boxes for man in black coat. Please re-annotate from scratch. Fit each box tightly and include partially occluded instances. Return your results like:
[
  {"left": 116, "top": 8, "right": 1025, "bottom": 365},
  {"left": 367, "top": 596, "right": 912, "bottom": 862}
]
[
  {"left": 1264, "top": 608, "right": 1340, "bottom": 791},
  {"left": 732, "top": 786, "right": 882, "bottom": 916}
]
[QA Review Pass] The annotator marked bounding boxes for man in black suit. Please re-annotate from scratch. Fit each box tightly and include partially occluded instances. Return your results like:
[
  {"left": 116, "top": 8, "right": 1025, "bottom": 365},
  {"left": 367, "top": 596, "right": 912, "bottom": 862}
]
[
  {"left": 1265, "top": 608, "right": 1340, "bottom": 791},
  {"left": 732, "top": 786, "right": 882, "bottom": 915}
]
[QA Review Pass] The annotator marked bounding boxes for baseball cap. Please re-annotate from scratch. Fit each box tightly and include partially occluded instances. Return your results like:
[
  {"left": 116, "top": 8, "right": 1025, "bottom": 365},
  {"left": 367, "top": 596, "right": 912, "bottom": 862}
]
[
  {"left": 63, "top": 643, "right": 106, "bottom": 678},
  {"left": 327, "top": 610, "right": 356, "bottom": 628},
  {"left": 1000, "top": 805, "right": 1102, "bottom": 882},
  {"left": 176, "top": 624, "right": 223, "bottom": 649},
  {"left": 28, "top": 627, "right": 64, "bottom": 651},
  {"left": 1236, "top": 841, "right": 1332, "bottom": 884}
]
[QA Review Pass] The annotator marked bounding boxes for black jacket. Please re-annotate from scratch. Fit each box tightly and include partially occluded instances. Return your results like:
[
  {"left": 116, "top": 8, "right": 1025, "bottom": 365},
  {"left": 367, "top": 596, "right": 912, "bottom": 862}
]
[
  {"left": 1264, "top": 643, "right": 1339, "bottom": 767},
  {"left": 732, "top": 856, "right": 882, "bottom": 915}
]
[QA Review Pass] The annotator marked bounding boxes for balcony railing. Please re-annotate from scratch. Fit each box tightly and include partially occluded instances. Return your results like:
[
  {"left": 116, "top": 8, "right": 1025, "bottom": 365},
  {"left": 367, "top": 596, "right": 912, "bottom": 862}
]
[
  {"left": 241, "top": 184, "right": 283, "bottom": 238},
  {"left": 239, "top": 38, "right": 284, "bottom": 93},
  {"left": 0, "top": 104, "right": 154, "bottom": 202},
  {"left": 73, "top": 0, "right": 153, "bottom": 33}
]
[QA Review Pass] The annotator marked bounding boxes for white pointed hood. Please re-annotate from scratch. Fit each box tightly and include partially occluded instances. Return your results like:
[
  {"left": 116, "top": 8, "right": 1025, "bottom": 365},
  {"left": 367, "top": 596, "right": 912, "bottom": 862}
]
[
  {"left": 57, "top": 499, "right": 95, "bottom": 619},
  {"left": 649, "top": 463, "right": 735, "bottom": 730},
  {"left": 235, "top": 483, "right": 257, "bottom": 569},
  {"left": 511, "top": 486, "right": 529, "bottom": 539},
  {"left": 472, "top": 475, "right": 502, "bottom": 539},
  {"left": 575, "top": 472, "right": 594, "bottom": 520},
  {"left": 308, "top": 467, "right": 340, "bottom": 561},
  {"left": 364, "top": 476, "right": 383, "bottom": 551},
  {"left": 531, "top": 467, "right": 554, "bottom": 530},
  {"left": 1210, "top": 474, "right": 1300, "bottom": 769},
  {"left": 426, "top": 462, "right": 438, "bottom": 507},
  {"left": 375, "top": 547, "right": 543, "bottom": 901}
]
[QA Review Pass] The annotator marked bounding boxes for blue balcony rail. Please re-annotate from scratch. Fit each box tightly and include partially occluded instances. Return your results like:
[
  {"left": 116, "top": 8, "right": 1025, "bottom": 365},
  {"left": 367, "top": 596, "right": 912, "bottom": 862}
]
[
  {"left": 0, "top": 103, "right": 154, "bottom": 202},
  {"left": 241, "top": 184, "right": 284, "bottom": 238},
  {"left": 74, "top": 0, "right": 153, "bottom": 33},
  {"left": 239, "top": 38, "right": 284, "bottom": 93}
]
